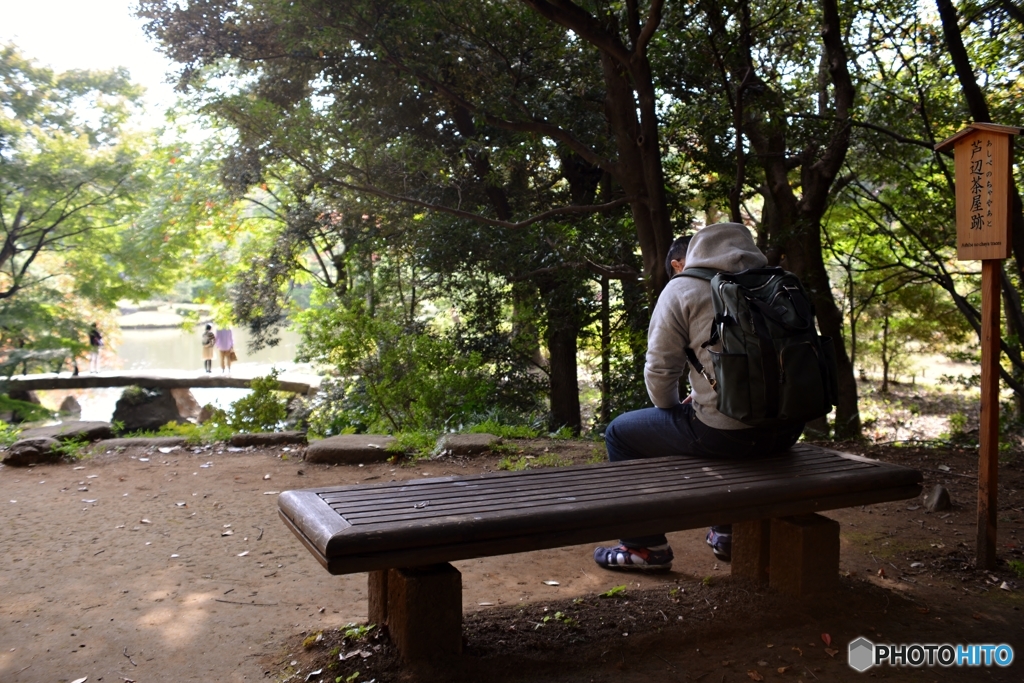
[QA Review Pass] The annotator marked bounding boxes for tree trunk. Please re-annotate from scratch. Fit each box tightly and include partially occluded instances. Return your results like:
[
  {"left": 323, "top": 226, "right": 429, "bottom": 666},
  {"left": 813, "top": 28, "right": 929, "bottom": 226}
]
[
  {"left": 600, "top": 275, "right": 611, "bottom": 425},
  {"left": 546, "top": 307, "right": 582, "bottom": 434},
  {"left": 881, "top": 306, "right": 891, "bottom": 394}
]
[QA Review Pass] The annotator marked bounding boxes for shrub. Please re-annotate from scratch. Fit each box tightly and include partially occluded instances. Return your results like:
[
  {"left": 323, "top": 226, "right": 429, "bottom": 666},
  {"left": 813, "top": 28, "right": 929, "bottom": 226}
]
[
  {"left": 298, "top": 300, "right": 506, "bottom": 434},
  {"left": 229, "top": 370, "right": 289, "bottom": 432}
]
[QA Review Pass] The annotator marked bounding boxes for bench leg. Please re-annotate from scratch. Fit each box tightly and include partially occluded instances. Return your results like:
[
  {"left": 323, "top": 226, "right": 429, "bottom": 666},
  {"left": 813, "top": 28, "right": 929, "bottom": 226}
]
[
  {"left": 386, "top": 563, "right": 462, "bottom": 662},
  {"left": 367, "top": 570, "right": 388, "bottom": 627},
  {"left": 769, "top": 513, "right": 840, "bottom": 597},
  {"left": 731, "top": 519, "right": 771, "bottom": 585}
]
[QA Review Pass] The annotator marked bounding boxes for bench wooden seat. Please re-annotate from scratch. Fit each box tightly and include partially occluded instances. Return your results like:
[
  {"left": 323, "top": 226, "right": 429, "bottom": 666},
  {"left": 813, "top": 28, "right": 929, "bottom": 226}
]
[{"left": 278, "top": 443, "right": 922, "bottom": 661}]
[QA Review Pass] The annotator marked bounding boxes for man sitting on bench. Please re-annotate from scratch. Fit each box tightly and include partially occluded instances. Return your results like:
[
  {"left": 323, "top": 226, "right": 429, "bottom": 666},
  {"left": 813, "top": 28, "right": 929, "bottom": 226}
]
[{"left": 594, "top": 223, "right": 805, "bottom": 571}]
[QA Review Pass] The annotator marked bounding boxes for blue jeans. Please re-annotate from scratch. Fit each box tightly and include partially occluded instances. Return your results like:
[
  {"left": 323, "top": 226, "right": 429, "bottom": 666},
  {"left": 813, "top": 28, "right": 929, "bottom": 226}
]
[{"left": 605, "top": 402, "right": 804, "bottom": 547}]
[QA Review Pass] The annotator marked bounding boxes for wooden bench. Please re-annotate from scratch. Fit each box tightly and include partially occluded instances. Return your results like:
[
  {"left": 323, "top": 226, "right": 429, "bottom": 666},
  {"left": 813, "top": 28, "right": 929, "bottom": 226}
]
[{"left": 278, "top": 443, "right": 921, "bottom": 662}]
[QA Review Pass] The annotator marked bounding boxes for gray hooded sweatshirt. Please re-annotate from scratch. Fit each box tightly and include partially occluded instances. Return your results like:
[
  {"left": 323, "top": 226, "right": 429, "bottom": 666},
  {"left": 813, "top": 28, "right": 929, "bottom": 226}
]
[{"left": 645, "top": 222, "right": 767, "bottom": 429}]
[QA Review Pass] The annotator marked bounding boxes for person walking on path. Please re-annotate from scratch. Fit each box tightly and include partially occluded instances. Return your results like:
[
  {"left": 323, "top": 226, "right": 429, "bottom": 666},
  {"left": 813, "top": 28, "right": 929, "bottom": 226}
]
[
  {"left": 214, "top": 327, "right": 235, "bottom": 374},
  {"left": 592, "top": 224, "right": 805, "bottom": 572},
  {"left": 201, "top": 324, "right": 216, "bottom": 373},
  {"left": 88, "top": 323, "right": 103, "bottom": 373}
]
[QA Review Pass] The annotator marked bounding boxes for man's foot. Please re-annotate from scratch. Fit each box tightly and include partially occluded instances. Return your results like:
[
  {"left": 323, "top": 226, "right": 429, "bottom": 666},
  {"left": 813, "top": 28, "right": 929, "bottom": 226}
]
[
  {"left": 706, "top": 526, "right": 732, "bottom": 563},
  {"left": 594, "top": 544, "right": 673, "bottom": 571}
]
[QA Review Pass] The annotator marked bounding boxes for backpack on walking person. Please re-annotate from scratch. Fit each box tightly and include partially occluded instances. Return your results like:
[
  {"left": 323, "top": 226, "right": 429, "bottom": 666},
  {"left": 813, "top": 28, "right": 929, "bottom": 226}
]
[{"left": 677, "top": 266, "right": 840, "bottom": 427}]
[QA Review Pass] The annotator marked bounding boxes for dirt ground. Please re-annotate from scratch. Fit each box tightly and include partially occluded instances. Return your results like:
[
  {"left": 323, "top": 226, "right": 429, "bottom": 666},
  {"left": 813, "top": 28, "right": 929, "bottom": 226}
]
[{"left": 1, "top": 437, "right": 1022, "bottom": 683}]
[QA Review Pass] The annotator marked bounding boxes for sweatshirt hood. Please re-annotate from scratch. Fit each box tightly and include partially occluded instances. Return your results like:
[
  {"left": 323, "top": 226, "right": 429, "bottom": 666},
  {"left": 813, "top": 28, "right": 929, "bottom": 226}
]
[{"left": 683, "top": 222, "right": 767, "bottom": 272}]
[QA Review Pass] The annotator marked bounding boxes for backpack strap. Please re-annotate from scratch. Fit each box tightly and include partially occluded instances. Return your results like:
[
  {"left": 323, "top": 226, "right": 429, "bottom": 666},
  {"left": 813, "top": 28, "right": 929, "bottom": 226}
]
[{"left": 673, "top": 268, "right": 720, "bottom": 391}]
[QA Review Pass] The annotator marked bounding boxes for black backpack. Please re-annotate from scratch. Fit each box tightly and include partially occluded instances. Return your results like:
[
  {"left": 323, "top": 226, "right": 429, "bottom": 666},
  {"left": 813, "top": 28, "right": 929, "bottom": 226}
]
[{"left": 677, "top": 267, "right": 839, "bottom": 427}]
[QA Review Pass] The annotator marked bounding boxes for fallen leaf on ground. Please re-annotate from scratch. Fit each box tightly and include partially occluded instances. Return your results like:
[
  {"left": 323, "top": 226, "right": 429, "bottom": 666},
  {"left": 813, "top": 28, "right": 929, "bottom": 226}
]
[
  {"left": 777, "top": 666, "right": 790, "bottom": 674},
  {"left": 792, "top": 647, "right": 803, "bottom": 656},
  {"left": 877, "top": 568, "right": 886, "bottom": 578},
  {"left": 825, "top": 648, "right": 838, "bottom": 657},
  {"left": 821, "top": 633, "right": 832, "bottom": 647},
  {"left": 746, "top": 670, "right": 764, "bottom": 681}
]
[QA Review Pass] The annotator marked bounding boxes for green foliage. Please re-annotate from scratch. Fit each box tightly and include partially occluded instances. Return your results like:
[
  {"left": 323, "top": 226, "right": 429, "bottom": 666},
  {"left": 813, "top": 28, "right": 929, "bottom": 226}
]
[
  {"left": 0, "top": 419, "right": 21, "bottom": 447},
  {"left": 302, "top": 631, "right": 323, "bottom": 650},
  {"left": 941, "top": 412, "right": 972, "bottom": 446},
  {"left": 340, "top": 623, "right": 375, "bottom": 641},
  {"left": 229, "top": 371, "right": 289, "bottom": 433},
  {"left": 466, "top": 419, "right": 542, "bottom": 439},
  {"left": 0, "top": 394, "right": 54, "bottom": 422},
  {"left": 1008, "top": 560, "right": 1024, "bottom": 580},
  {"left": 540, "top": 611, "right": 579, "bottom": 628},
  {"left": 598, "top": 585, "right": 627, "bottom": 599},
  {"left": 548, "top": 426, "right": 576, "bottom": 440},
  {"left": 385, "top": 431, "right": 439, "bottom": 460},
  {"left": 497, "top": 453, "right": 570, "bottom": 472},
  {"left": 156, "top": 415, "right": 236, "bottom": 445},
  {"left": 53, "top": 437, "right": 89, "bottom": 461},
  {"left": 299, "top": 294, "right": 505, "bottom": 434}
]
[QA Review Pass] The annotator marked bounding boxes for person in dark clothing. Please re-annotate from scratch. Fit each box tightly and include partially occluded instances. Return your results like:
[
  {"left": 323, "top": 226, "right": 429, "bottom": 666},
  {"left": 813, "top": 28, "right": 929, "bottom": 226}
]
[
  {"left": 88, "top": 323, "right": 103, "bottom": 373},
  {"left": 593, "top": 224, "right": 804, "bottom": 571}
]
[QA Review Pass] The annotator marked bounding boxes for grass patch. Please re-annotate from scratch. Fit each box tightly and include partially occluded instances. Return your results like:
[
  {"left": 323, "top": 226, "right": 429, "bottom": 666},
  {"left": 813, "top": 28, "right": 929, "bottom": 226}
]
[
  {"left": 157, "top": 413, "right": 236, "bottom": 445},
  {"left": 497, "top": 452, "right": 571, "bottom": 471},
  {"left": 466, "top": 419, "right": 541, "bottom": 439},
  {"left": 53, "top": 437, "right": 90, "bottom": 461},
  {"left": 0, "top": 420, "right": 21, "bottom": 447},
  {"left": 1009, "top": 559, "right": 1024, "bottom": 579},
  {"left": 385, "top": 431, "right": 439, "bottom": 460}
]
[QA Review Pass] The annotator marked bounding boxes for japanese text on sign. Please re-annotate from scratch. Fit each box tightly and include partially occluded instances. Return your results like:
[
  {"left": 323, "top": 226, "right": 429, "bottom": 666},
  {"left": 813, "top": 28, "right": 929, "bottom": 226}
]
[{"left": 968, "top": 139, "right": 994, "bottom": 231}]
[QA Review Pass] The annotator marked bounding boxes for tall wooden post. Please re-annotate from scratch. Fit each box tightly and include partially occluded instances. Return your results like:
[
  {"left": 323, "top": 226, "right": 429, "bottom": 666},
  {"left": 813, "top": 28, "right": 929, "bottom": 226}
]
[
  {"left": 936, "top": 122, "right": 1019, "bottom": 570},
  {"left": 979, "top": 260, "right": 1000, "bottom": 569}
]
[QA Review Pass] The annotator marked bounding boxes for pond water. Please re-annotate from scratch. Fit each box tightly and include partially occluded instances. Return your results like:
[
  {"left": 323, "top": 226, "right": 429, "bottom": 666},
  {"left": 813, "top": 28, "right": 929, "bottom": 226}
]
[{"left": 38, "top": 327, "right": 320, "bottom": 422}]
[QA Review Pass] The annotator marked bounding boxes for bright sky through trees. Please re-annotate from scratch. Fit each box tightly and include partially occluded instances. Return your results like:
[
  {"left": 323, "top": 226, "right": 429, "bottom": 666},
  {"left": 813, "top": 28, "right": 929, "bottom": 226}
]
[{"left": 0, "top": 0, "right": 177, "bottom": 126}]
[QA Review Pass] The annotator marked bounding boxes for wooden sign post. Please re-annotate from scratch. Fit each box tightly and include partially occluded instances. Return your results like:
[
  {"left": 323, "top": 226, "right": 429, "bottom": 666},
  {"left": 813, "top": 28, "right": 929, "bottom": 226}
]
[{"left": 936, "top": 122, "right": 1020, "bottom": 570}]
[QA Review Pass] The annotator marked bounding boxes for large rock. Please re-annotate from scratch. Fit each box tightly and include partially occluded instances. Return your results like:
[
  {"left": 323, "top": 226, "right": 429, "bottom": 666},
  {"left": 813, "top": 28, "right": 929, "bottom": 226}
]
[
  {"left": 59, "top": 395, "right": 82, "bottom": 416},
  {"left": 111, "top": 387, "right": 187, "bottom": 433},
  {"left": 229, "top": 431, "right": 307, "bottom": 447},
  {"left": 170, "top": 388, "right": 201, "bottom": 419},
  {"left": 305, "top": 434, "right": 395, "bottom": 464},
  {"left": 18, "top": 421, "right": 114, "bottom": 442},
  {"left": 3, "top": 437, "right": 61, "bottom": 466},
  {"left": 436, "top": 433, "right": 502, "bottom": 456}
]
